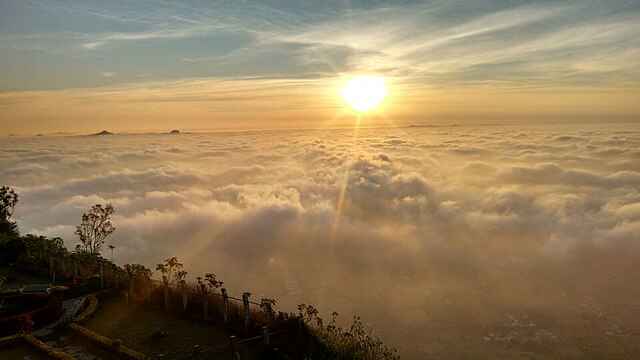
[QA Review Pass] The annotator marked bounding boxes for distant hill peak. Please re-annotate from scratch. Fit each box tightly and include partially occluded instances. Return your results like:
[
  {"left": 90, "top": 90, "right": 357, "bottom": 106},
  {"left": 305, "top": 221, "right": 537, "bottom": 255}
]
[{"left": 93, "top": 130, "right": 114, "bottom": 136}]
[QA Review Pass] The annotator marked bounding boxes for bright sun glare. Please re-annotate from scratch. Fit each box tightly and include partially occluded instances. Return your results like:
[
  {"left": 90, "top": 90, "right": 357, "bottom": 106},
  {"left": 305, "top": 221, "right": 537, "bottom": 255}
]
[{"left": 341, "top": 76, "right": 387, "bottom": 112}]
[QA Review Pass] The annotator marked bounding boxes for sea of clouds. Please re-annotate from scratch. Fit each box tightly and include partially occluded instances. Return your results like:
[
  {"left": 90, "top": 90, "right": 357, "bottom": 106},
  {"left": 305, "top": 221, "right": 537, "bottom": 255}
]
[{"left": 2, "top": 123, "right": 640, "bottom": 358}]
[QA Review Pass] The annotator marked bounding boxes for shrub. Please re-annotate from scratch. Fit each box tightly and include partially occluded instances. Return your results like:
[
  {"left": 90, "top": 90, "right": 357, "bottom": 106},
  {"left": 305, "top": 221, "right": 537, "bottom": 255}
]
[{"left": 298, "top": 304, "right": 399, "bottom": 360}]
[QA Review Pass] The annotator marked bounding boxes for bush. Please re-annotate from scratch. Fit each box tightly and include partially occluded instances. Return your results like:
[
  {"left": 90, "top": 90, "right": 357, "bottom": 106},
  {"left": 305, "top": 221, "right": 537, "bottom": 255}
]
[
  {"left": 0, "top": 233, "right": 24, "bottom": 265},
  {"left": 298, "top": 304, "right": 399, "bottom": 360}
]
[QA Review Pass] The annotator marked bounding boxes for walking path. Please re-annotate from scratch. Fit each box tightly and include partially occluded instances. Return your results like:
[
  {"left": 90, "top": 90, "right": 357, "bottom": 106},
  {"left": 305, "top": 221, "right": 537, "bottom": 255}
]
[{"left": 34, "top": 296, "right": 87, "bottom": 337}]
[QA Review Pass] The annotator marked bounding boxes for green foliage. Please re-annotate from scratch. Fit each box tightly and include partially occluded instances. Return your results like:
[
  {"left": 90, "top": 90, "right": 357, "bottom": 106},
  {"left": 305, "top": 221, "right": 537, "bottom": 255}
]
[
  {"left": 75, "top": 204, "right": 115, "bottom": 255},
  {"left": 176, "top": 269, "right": 188, "bottom": 288},
  {"left": 0, "top": 219, "right": 18, "bottom": 237},
  {"left": 260, "top": 298, "right": 277, "bottom": 318},
  {"left": 193, "top": 272, "right": 224, "bottom": 296},
  {"left": 196, "top": 276, "right": 206, "bottom": 294},
  {"left": 156, "top": 256, "right": 183, "bottom": 285},
  {"left": 0, "top": 186, "right": 19, "bottom": 236},
  {"left": 125, "top": 263, "right": 152, "bottom": 281},
  {"left": 124, "top": 263, "right": 153, "bottom": 298},
  {"left": 23, "top": 234, "right": 66, "bottom": 254},
  {"left": 298, "top": 304, "right": 400, "bottom": 360},
  {"left": 0, "top": 234, "right": 67, "bottom": 264},
  {"left": 0, "top": 186, "right": 18, "bottom": 220},
  {"left": 204, "top": 272, "right": 223, "bottom": 290},
  {"left": 0, "top": 233, "right": 23, "bottom": 264}
]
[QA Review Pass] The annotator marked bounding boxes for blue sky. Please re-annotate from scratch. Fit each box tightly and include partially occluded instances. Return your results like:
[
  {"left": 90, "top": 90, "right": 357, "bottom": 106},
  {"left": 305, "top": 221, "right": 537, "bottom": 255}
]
[
  {"left": 2, "top": 0, "right": 639, "bottom": 90},
  {"left": 0, "top": 0, "right": 639, "bottom": 133}
]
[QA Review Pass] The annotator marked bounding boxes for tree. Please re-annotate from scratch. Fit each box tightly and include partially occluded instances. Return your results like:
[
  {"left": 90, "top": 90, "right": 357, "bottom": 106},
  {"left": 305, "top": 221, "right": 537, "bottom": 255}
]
[
  {"left": 156, "top": 256, "right": 183, "bottom": 286},
  {"left": 0, "top": 186, "right": 19, "bottom": 236},
  {"left": 156, "top": 257, "right": 183, "bottom": 311},
  {"left": 124, "top": 263, "right": 152, "bottom": 299},
  {"left": 204, "top": 273, "right": 224, "bottom": 292},
  {"left": 124, "top": 263, "right": 152, "bottom": 281},
  {"left": 75, "top": 204, "right": 115, "bottom": 255},
  {"left": 176, "top": 269, "right": 189, "bottom": 311},
  {"left": 260, "top": 298, "right": 277, "bottom": 320},
  {"left": 176, "top": 270, "right": 188, "bottom": 288},
  {"left": 21, "top": 234, "right": 66, "bottom": 261}
]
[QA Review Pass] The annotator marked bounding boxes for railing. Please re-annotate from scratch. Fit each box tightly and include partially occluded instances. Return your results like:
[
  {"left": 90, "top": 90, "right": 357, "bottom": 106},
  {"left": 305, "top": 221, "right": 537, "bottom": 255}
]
[
  {"left": 142, "top": 282, "right": 312, "bottom": 360},
  {"left": 16, "top": 252, "right": 316, "bottom": 359}
]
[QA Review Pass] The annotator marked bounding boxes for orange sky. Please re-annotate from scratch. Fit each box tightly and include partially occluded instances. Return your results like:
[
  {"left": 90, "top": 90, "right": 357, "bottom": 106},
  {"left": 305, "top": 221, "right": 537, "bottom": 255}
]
[{"left": 1, "top": 79, "right": 638, "bottom": 135}]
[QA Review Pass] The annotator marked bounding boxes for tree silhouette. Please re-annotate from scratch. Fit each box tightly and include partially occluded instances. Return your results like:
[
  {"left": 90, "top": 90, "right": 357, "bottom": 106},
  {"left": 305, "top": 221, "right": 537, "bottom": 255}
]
[
  {"left": 156, "top": 257, "right": 184, "bottom": 311},
  {"left": 0, "top": 186, "right": 19, "bottom": 236},
  {"left": 204, "top": 272, "right": 223, "bottom": 292},
  {"left": 124, "top": 263, "right": 152, "bottom": 281},
  {"left": 75, "top": 204, "right": 115, "bottom": 255},
  {"left": 176, "top": 270, "right": 188, "bottom": 288},
  {"left": 156, "top": 256, "right": 183, "bottom": 286},
  {"left": 196, "top": 276, "right": 205, "bottom": 295},
  {"left": 124, "top": 263, "right": 152, "bottom": 299}
]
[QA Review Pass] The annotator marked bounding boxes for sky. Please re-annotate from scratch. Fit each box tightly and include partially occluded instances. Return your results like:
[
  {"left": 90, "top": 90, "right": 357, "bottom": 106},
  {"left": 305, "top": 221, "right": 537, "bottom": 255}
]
[{"left": 1, "top": 0, "right": 639, "bottom": 134}]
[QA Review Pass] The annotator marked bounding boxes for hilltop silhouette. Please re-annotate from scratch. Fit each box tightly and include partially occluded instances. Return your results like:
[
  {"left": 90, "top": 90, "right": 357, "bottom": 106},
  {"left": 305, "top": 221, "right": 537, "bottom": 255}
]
[{"left": 91, "top": 130, "right": 114, "bottom": 136}]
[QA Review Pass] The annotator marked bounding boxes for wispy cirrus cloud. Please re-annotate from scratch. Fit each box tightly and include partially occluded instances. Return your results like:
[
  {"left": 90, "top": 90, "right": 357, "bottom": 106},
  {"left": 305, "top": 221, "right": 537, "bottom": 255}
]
[
  {"left": 2, "top": 0, "right": 639, "bottom": 90},
  {"left": 1, "top": 0, "right": 639, "bottom": 134}
]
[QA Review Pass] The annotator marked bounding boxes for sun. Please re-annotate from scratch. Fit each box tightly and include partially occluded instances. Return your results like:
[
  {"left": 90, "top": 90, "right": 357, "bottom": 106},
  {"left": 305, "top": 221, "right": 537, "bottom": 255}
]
[{"left": 341, "top": 76, "right": 387, "bottom": 112}]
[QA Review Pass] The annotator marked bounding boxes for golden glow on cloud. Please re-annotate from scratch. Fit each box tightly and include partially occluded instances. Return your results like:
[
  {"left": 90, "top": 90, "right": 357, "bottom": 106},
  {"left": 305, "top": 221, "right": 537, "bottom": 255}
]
[{"left": 341, "top": 76, "right": 387, "bottom": 112}]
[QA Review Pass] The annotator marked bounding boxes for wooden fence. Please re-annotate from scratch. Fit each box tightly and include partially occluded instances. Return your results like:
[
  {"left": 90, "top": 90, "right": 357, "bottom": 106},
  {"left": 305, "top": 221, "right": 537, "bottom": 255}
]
[
  {"left": 139, "top": 281, "right": 314, "bottom": 359},
  {"left": 14, "top": 251, "right": 318, "bottom": 359}
]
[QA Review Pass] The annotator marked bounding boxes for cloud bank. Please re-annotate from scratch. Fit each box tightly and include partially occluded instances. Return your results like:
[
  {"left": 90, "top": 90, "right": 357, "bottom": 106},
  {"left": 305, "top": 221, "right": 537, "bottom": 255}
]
[{"left": 2, "top": 124, "right": 640, "bottom": 357}]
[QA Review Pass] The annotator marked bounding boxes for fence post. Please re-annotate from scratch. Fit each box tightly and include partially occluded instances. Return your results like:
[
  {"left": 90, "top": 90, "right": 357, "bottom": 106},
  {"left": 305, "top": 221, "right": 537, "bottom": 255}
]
[
  {"left": 128, "top": 276, "right": 134, "bottom": 303},
  {"left": 221, "top": 288, "right": 229, "bottom": 324},
  {"left": 99, "top": 261, "right": 104, "bottom": 289},
  {"left": 263, "top": 300, "right": 274, "bottom": 323},
  {"left": 61, "top": 257, "right": 66, "bottom": 278},
  {"left": 294, "top": 315, "right": 308, "bottom": 359},
  {"left": 163, "top": 282, "right": 170, "bottom": 312},
  {"left": 229, "top": 335, "right": 238, "bottom": 360},
  {"left": 49, "top": 256, "right": 54, "bottom": 282},
  {"left": 242, "top": 292, "right": 251, "bottom": 335},
  {"left": 263, "top": 326, "right": 270, "bottom": 345},
  {"left": 182, "top": 288, "right": 188, "bottom": 312},
  {"left": 203, "top": 293, "right": 209, "bottom": 321}
]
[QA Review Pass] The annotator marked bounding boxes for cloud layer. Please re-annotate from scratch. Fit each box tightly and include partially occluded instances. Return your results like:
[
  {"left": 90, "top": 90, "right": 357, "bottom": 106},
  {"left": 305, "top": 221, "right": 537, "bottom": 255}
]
[{"left": 2, "top": 124, "right": 640, "bottom": 358}]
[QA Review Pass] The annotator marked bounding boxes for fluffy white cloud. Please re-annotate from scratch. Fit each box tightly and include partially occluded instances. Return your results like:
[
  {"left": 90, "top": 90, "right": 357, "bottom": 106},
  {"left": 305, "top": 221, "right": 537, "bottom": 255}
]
[{"left": 2, "top": 124, "right": 640, "bottom": 358}]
